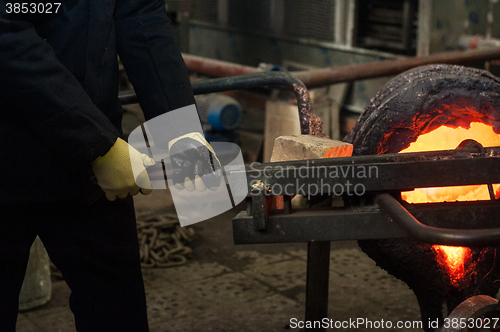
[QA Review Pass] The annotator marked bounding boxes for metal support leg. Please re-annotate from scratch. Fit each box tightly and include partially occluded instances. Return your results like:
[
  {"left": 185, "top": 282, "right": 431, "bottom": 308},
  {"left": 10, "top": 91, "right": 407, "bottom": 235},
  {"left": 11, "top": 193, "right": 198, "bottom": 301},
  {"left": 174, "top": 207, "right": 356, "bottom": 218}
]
[{"left": 305, "top": 241, "right": 331, "bottom": 331}]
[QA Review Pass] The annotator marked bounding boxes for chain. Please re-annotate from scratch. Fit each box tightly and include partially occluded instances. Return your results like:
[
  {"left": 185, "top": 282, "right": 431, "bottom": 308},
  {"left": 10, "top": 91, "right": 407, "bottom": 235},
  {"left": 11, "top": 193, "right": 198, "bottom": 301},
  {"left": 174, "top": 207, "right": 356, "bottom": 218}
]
[
  {"left": 136, "top": 214, "right": 195, "bottom": 268},
  {"left": 50, "top": 213, "right": 194, "bottom": 277}
]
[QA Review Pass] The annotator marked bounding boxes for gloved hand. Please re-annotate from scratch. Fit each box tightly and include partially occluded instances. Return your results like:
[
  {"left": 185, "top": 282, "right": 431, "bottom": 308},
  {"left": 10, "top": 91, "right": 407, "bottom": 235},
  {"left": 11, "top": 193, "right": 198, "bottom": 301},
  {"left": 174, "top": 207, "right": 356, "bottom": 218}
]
[
  {"left": 91, "top": 137, "right": 155, "bottom": 201},
  {"left": 168, "top": 132, "right": 221, "bottom": 191}
]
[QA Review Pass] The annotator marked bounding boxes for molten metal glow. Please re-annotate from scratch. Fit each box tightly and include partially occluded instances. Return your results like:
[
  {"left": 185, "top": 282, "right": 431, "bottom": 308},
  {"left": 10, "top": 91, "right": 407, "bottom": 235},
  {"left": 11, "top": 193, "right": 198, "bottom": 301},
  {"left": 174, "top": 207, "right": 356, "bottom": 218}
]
[
  {"left": 399, "top": 122, "right": 500, "bottom": 286},
  {"left": 431, "top": 246, "right": 471, "bottom": 286},
  {"left": 401, "top": 122, "right": 500, "bottom": 203}
]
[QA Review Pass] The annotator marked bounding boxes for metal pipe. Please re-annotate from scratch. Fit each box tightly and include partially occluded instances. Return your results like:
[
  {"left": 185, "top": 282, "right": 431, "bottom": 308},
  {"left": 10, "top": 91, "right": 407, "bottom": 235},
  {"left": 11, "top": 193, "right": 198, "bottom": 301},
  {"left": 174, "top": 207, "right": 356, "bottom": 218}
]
[
  {"left": 119, "top": 71, "right": 312, "bottom": 134},
  {"left": 182, "top": 54, "right": 260, "bottom": 77},
  {"left": 191, "top": 72, "right": 312, "bottom": 134},
  {"left": 375, "top": 193, "right": 500, "bottom": 247},
  {"left": 293, "top": 48, "right": 500, "bottom": 88},
  {"left": 182, "top": 48, "right": 500, "bottom": 88}
]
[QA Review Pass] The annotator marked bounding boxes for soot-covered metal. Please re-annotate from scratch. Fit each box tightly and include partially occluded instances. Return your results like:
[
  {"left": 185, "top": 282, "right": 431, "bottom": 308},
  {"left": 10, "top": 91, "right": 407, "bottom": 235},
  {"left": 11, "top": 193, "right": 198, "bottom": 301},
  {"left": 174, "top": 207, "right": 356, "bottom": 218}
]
[
  {"left": 346, "top": 64, "right": 500, "bottom": 156},
  {"left": 345, "top": 64, "right": 500, "bottom": 331}
]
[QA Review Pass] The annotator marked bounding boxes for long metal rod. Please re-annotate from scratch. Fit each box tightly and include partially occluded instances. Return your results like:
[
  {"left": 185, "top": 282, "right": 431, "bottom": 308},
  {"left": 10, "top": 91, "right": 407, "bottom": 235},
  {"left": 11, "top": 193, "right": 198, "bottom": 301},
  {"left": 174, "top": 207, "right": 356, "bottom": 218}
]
[
  {"left": 293, "top": 48, "right": 500, "bottom": 88},
  {"left": 375, "top": 193, "right": 500, "bottom": 247},
  {"left": 242, "top": 146, "right": 500, "bottom": 195},
  {"left": 191, "top": 72, "right": 312, "bottom": 134},
  {"left": 119, "top": 71, "right": 312, "bottom": 134},
  {"left": 182, "top": 53, "right": 260, "bottom": 77},
  {"left": 233, "top": 200, "right": 500, "bottom": 245},
  {"left": 182, "top": 48, "right": 500, "bottom": 88}
]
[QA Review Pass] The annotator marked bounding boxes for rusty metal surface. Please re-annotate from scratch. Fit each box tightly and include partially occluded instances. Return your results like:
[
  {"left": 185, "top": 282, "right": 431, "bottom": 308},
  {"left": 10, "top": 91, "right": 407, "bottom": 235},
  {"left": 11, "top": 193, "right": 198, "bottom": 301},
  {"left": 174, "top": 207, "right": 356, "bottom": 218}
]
[
  {"left": 438, "top": 295, "right": 499, "bottom": 332},
  {"left": 182, "top": 54, "right": 260, "bottom": 77},
  {"left": 291, "top": 82, "right": 314, "bottom": 135},
  {"left": 182, "top": 48, "right": 500, "bottom": 88}
]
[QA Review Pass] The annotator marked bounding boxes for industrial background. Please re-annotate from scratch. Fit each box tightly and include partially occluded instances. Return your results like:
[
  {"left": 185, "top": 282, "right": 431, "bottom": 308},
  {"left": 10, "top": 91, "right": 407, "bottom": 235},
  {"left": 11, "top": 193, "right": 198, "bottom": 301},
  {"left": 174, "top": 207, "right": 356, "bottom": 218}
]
[{"left": 16, "top": 0, "right": 500, "bottom": 331}]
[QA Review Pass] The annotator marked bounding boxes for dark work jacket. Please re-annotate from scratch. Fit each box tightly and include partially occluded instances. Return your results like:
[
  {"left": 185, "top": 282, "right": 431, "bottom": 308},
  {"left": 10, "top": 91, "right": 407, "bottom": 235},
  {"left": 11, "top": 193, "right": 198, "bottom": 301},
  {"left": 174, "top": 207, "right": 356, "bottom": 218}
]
[{"left": 0, "top": 0, "right": 195, "bottom": 203}]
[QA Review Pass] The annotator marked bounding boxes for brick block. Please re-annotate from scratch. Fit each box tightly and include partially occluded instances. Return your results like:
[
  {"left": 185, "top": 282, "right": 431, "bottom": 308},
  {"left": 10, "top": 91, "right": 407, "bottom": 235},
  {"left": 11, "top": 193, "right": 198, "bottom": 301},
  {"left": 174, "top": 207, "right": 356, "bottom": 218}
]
[
  {"left": 268, "top": 135, "right": 353, "bottom": 210},
  {"left": 270, "top": 135, "right": 353, "bottom": 162}
]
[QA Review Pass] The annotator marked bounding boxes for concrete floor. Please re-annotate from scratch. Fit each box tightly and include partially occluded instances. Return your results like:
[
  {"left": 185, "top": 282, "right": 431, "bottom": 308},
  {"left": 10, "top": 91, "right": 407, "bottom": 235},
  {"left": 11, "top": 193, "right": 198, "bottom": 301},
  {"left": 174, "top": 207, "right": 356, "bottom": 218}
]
[{"left": 16, "top": 189, "right": 424, "bottom": 331}]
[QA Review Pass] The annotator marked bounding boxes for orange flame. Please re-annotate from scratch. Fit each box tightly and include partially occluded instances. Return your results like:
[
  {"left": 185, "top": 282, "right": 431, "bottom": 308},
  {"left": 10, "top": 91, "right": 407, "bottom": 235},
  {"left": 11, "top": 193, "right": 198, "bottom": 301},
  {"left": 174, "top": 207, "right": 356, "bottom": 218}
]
[{"left": 400, "top": 122, "right": 500, "bottom": 286}]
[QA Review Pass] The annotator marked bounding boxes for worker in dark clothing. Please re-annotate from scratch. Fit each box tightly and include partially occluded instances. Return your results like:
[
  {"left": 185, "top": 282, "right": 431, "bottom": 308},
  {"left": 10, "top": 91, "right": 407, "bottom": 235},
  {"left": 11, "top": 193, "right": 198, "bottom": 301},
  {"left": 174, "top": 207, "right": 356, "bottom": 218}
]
[{"left": 0, "top": 0, "right": 217, "bottom": 330}]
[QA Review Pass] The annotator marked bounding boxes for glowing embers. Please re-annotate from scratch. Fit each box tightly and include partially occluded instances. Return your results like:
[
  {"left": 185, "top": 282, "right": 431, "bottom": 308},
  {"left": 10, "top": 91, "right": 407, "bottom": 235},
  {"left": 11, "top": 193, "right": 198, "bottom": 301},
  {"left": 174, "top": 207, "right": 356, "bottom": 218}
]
[
  {"left": 431, "top": 246, "right": 471, "bottom": 287},
  {"left": 397, "top": 122, "right": 500, "bottom": 287}
]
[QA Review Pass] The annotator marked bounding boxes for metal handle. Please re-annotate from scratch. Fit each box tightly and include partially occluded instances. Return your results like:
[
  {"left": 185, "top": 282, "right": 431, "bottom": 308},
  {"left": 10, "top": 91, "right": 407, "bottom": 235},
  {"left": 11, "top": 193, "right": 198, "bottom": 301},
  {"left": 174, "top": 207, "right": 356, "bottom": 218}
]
[{"left": 375, "top": 193, "right": 500, "bottom": 247}]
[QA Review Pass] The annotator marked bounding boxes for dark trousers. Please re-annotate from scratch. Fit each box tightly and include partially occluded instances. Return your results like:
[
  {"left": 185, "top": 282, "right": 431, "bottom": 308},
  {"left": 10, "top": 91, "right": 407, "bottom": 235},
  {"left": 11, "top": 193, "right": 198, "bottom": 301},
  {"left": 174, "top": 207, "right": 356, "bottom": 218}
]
[{"left": 0, "top": 196, "right": 149, "bottom": 332}]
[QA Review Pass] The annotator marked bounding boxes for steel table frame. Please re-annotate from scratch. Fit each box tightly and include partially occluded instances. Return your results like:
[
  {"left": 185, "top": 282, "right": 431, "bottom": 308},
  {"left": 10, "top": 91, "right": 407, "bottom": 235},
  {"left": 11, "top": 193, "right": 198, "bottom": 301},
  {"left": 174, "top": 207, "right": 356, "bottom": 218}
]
[{"left": 233, "top": 147, "right": 500, "bottom": 331}]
